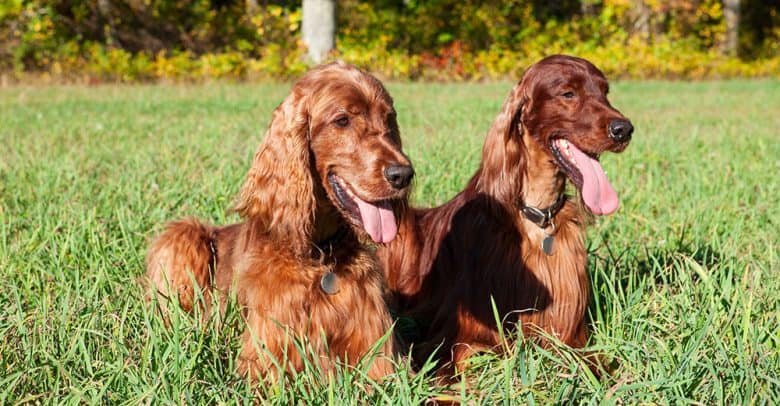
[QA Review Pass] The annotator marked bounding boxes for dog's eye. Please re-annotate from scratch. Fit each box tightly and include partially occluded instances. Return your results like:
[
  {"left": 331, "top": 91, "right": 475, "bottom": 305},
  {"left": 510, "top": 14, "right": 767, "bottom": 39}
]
[
  {"left": 334, "top": 115, "right": 350, "bottom": 128},
  {"left": 561, "top": 91, "right": 576, "bottom": 99}
]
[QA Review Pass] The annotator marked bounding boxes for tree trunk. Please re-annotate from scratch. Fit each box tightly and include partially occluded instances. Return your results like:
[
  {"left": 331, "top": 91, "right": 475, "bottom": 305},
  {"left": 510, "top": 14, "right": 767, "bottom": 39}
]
[
  {"left": 245, "top": 0, "right": 259, "bottom": 16},
  {"left": 632, "top": 0, "right": 651, "bottom": 43},
  {"left": 723, "top": 0, "right": 740, "bottom": 56},
  {"left": 302, "top": 0, "right": 336, "bottom": 64}
]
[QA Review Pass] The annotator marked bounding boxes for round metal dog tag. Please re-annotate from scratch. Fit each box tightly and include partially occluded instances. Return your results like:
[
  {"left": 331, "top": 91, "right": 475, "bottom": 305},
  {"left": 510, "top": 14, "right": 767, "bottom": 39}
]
[{"left": 320, "top": 271, "right": 340, "bottom": 295}]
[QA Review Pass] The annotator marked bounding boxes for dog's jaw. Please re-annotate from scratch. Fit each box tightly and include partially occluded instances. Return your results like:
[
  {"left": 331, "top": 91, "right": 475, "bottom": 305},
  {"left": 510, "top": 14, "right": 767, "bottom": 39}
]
[
  {"left": 326, "top": 173, "right": 400, "bottom": 244},
  {"left": 548, "top": 138, "right": 619, "bottom": 215}
]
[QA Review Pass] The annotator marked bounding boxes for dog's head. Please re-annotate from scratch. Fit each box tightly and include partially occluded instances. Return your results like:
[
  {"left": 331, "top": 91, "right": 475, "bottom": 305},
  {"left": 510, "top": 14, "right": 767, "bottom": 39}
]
[
  {"left": 235, "top": 62, "right": 413, "bottom": 254},
  {"left": 508, "top": 55, "right": 633, "bottom": 215}
]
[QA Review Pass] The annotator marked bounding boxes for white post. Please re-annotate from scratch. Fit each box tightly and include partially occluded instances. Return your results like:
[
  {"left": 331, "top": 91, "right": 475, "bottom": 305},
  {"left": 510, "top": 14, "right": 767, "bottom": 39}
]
[{"left": 302, "top": 0, "right": 336, "bottom": 64}]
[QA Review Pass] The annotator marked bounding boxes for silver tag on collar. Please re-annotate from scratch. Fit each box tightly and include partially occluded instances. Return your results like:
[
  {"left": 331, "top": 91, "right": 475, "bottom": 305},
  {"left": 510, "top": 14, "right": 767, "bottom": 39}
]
[
  {"left": 320, "top": 271, "right": 339, "bottom": 295},
  {"left": 542, "top": 235, "right": 554, "bottom": 256}
]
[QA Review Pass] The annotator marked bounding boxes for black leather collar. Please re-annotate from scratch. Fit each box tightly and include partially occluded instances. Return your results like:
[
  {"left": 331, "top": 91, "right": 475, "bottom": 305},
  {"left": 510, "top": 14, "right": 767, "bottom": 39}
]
[
  {"left": 519, "top": 194, "right": 567, "bottom": 229},
  {"left": 312, "top": 225, "right": 349, "bottom": 261},
  {"left": 312, "top": 226, "right": 350, "bottom": 295}
]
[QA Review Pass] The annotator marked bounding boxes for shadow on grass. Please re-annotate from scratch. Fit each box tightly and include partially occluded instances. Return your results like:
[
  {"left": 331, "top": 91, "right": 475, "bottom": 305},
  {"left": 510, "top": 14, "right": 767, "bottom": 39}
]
[
  {"left": 587, "top": 225, "right": 727, "bottom": 327},
  {"left": 594, "top": 224, "right": 724, "bottom": 283}
]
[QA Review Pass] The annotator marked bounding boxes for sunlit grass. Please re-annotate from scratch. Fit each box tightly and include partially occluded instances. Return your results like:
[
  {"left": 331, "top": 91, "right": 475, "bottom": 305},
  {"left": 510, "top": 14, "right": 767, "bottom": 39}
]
[{"left": 1, "top": 80, "right": 778, "bottom": 403}]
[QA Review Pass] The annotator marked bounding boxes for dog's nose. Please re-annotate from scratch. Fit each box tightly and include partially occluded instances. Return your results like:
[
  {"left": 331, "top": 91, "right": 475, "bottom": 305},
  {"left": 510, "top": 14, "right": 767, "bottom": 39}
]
[
  {"left": 608, "top": 119, "right": 633, "bottom": 143},
  {"left": 384, "top": 164, "right": 414, "bottom": 189}
]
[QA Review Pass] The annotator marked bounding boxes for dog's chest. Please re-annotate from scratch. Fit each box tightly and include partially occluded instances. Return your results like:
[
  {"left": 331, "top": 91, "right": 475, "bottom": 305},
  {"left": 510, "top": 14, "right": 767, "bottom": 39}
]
[
  {"left": 518, "top": 217, "right": 589, "bottom": 340},
  {"left": 307, "top": 257, "right": 387, "bottom": 325}
]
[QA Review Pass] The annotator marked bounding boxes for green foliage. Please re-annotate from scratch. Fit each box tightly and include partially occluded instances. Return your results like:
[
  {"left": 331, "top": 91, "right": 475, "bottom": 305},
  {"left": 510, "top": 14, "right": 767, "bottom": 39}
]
[
  {"left": 1, "top": 1, "right": 779, "bottom": 80},
  {"left": 1, "top": 81, "right": 779, "bottom": 402}
]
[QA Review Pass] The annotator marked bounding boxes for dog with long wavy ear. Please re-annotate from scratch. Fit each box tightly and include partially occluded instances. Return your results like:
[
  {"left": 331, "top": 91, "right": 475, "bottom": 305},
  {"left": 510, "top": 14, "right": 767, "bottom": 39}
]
[
  {"left": 378, "top": 54, "right": 634, "bottom": 377},
  {"left": 145, "top": 61, "right": 414, "bottom": 380}
]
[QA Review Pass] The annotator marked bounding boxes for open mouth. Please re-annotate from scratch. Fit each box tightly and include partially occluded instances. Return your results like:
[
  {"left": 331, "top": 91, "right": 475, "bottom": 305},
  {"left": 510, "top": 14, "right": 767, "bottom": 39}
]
[
  {"left": 327, "top": 173, "right": 399, "bottom": 243},
  {"left": 550, "top": 138, "right": 619, "bottom": 215}
]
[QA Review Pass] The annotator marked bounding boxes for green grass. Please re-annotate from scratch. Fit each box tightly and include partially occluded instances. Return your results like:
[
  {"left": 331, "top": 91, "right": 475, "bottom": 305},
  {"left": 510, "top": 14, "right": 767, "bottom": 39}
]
[{"left": 1, "top": 80, "right": 778, "bottom": 403}]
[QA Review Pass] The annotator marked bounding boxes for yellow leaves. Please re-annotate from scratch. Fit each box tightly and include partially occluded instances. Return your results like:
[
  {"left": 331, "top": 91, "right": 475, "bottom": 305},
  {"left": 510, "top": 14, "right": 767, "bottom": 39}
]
[
  {"left": 251, "top": 6, "right": 300, "bottom": 42},
  {"left": 7, "top": 1, "right": 779, "bottom": 82},
  {"left": 288, "top": 9, "right": 302, "bottom": 23},
  {"left": 287, "top": 9, "right": 301, "bottom": 32},
  {"left": 603, "top": 0, "right": 631, "bottom": 7},
  {"left": 250, "top": 14, "right": 264, "bottom": 28},
  {"left": 199, "top": 52, "right": 247, "bottom": 79},
  {"left": 698, "top": 1, "right": 724, "bottom": 19},
  {"left": 31, "top": 39, "right": 780, "bottom": 83},
  {"left": 0, "top": 0, "right": 23, "bottom": 19}
]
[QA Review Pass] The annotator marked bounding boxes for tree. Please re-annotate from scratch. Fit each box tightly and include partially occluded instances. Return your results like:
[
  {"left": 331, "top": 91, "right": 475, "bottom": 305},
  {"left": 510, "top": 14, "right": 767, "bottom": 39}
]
[
  {"left": 302, "top": 0, "right": 336, "bottom": 64},
  {"left": 723, "top": 0, "right": 740, "bottom": 56}
]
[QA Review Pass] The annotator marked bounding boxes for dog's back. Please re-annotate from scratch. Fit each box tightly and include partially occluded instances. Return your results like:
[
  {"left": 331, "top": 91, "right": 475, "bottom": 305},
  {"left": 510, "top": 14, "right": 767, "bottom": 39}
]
[
  {"left": 146, "top": 219, "right": 244, "bottom": 314},
  {"left": 145, "top": 218, "right": 216, "bottom": 313}
]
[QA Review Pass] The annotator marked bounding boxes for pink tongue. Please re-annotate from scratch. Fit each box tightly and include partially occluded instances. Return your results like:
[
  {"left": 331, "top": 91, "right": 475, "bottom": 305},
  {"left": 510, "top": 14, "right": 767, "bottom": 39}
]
[
  {"left": 354, "top": 197, "right": 398, "bottom": 243},
  {"left": 566, "top": 143, "right": 619, "bottom": 215}
]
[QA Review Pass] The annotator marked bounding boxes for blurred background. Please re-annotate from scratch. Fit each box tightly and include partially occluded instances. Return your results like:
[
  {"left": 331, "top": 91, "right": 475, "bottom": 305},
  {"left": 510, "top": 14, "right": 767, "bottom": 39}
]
[{"left": 1, "top": 0, "right": 778, "bottom": 82}]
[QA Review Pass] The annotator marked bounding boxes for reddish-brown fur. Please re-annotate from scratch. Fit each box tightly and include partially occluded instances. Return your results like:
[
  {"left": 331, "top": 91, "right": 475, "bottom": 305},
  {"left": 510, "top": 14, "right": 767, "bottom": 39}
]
[
  {"left": 146, "top": 62, "right": 413, "bottom": 380},
  {"left": 378, "top": 55, "right": 632, "bottom": 374}
]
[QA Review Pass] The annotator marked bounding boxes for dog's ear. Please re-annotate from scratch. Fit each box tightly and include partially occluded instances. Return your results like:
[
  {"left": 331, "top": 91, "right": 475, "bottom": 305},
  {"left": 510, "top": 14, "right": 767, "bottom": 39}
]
[
  {"left": 478, "top": 83, "right": 527, "bottom": 201},
  {"left": 233, "top": 91, "right": 316, "bottom": 256}
]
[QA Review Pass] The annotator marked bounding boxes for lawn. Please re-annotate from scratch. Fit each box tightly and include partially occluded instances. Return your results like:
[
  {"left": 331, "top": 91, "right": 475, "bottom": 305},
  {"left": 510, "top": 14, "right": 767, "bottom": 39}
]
[{"left": 1, "top": 80, "right": 778, "bottom": 403}]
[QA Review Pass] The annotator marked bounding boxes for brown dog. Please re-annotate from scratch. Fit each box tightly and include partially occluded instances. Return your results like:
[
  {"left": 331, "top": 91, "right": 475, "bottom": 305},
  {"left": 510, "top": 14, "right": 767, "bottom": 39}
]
[
  {"left": 378, "top": 55, "right": 633, "bottom": 374},
  {"left": 146, "top": 62, "right": 414, "bottom": 380}
]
